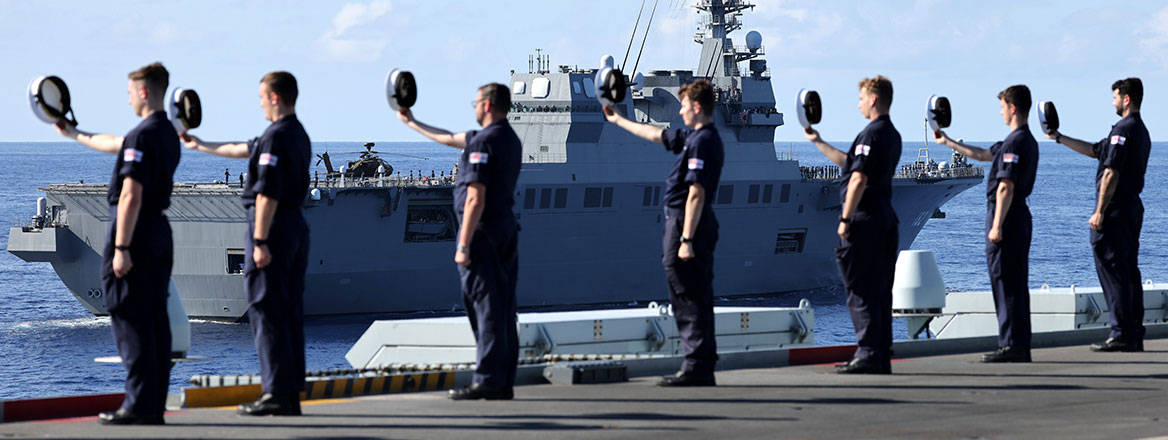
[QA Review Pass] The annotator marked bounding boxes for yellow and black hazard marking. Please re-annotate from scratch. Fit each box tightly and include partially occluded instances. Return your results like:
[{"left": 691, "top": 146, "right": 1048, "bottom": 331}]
[
  {"left": 182, "top": 371, "right": 458, "bottom": 408},
  {"left": 304, "top": 371, "right": 456, "bottom": 399}
]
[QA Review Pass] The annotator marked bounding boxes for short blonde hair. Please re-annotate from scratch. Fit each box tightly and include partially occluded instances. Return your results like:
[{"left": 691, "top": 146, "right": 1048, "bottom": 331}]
[{"left": 858, "top": 75, "right": 893, "bottom": 108}]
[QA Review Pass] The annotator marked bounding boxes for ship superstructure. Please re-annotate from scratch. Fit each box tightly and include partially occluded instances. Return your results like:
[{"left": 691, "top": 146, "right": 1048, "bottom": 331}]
[{"left": 8, "top": 0, "right": 982, "bottom": 320}]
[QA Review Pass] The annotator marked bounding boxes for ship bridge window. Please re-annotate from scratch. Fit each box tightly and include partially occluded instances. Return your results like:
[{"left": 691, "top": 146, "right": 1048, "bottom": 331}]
[
  {"left": 572, "top": 81, "right": 582, "bottom": 95},
  {"left": 585, "top": 187, "right": 615, "bottom": 208},
  {"left": 513, "top": 81, "right": 526, "bottom": 95},
  {"left": 642, "top": 186, "right": 663, "bottom": 207},
  {"left": 763, "top": 184, "right": 773, "bottom": 203},
  {"left": 225, "top": 249, "right": 245, "bottom": 274},
  {"left": 774, "top": 229, "right": 807, "bottom": 254},
  {"left": 582, "top": 78, "right": 595, "bottom": 98},
  {"left": 748, "top": 184, "right": 760, "bottom": 204},
  {"left": 405, "top": 204, "right": 457, "bottom": 242},
  {"left": 554, "top": 188, "right": 568, "bottom": 209},
  {"left": 540, "top": 188, "right": 552, "bottom": 209},
  {"left": 780, "top": 184, "right": 791, "bottom": 203},
  {"left": 524, "top": 188, "right": 536, "bottom": 209},
  {"left": 716, "top": 185, "right": 734, "bottom": 204},
  {"left": 532, "top": 78, "right": 551, "bottom": 98}
]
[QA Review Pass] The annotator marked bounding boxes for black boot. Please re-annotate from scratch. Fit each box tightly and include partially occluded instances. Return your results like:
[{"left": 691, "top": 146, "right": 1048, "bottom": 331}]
[
  {"left": 98, "top": 408, "right": 164, "bottom": 426},
  {"left": 657, "top": 371, "right": 717, "bottom": 387},
  {"left": 448, "top": 383, "right": 514, "bottom": 400},
  {"left": 1090, "top": 338, "right": 1143, "bottom": 352},
  {"left": 834, "top": 357, "right": 891, "bottom": 374},
  {"left": 238, "top": 393, "right": 301, "bottom": 416},
  {"left": 980, "top": 346, "right": 1031, "bottom": 363}
]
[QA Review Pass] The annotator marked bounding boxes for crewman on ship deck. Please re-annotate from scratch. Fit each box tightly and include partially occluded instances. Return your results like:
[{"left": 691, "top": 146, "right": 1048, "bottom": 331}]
[
  {"left": 935, "top": 85, "right": 1039, "bottom": 363},
  {"left": 804, "top": 75, "right": 902, "bottom": 374}
]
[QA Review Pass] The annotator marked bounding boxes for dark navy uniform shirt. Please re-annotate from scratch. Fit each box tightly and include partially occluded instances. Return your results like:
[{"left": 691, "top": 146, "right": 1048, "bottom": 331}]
[
  {"left": 986, "top": 125, "right": 1038, "bottom": 207},
  {"left": 842, "top": 114, "right": 901, "bottom": 213},
  {"left": 1093, "top": 112, "right": 1150, "bottom": 208},
  {"left": 456, "top": 119, "right": 522, "bottom": 237},
  {"left": 107, "top": 111, "right": 180, "bottom": 214},
  {"left": 242, "top": 114, "right": 312, "bottom": 210},
  {"left": 661, "top": 124, "right": 724, "bottom": 217}
]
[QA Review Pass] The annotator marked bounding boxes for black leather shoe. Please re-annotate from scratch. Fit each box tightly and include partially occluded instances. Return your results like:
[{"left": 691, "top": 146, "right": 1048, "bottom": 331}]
[
  {"left": 238, "top": 393, "right": 301, "bottom": 416},
  {"left": 448, "top": 383, "right": 514, "bottom": 400},
  {"left": 834, "top": 357, "right": 891, "bottom": 375},
  {"left": 657, "top": 371, "right": 717, "bottom": 387},
  {"left": 98, "top": 408, "right": 164, "bottom": 425},
  {"left": 1090, "top": 338, "right": 1143, "bottom": 352},
  {"left": 981, "top": 346, "right": 1031, "bottom": 363}
]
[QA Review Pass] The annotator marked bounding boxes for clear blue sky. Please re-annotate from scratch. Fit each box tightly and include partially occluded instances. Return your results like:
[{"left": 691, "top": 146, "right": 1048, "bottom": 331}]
[{"left": 1, "top": 0, "right": 1165, "bottom": 142}]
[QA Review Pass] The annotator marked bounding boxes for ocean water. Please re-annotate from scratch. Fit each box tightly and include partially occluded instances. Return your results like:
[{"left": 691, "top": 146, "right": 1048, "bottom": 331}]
[{"left": 1, "top": 138, "right": 1164, "bottom": 400}]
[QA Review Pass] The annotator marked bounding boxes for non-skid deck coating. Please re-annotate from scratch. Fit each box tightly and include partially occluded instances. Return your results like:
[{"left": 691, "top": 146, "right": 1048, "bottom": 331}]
[{"left": 6, "top": 340, "right": 1168, "bottom": 439}]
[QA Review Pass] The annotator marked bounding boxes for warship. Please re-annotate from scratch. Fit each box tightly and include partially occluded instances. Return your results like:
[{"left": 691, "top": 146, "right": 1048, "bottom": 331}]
[{"left": 8, "top": 0, "right": 983, "bottom": 320}]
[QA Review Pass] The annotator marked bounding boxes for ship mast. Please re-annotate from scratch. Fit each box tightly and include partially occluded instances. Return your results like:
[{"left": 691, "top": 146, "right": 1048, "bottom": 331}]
[{"left": 693, "top": 0, "right": 759, "bottom": 78}]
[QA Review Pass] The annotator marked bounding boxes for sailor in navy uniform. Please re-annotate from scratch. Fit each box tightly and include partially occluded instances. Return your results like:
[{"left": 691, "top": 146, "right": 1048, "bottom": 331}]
[
  {"left": 936, "top": 85, "right": 1039, "bottom": 363},
  {"left": 398, "top": 83, "right": 522, "bottom": 400},
  {"left": 54, "top": 62, "right": 179, "bottom": 425},
  {"left": 1046, "top": 78, "right": 1151, "bottom": 352},
  {"left": 604, "top": 79, "right": 723, "bottom": 386},
  {"left": 804, "top": 76, "right": 901, "bottom": 374},
  {"left": 183, "top": 72, "right": 311, "bottom": 415}
]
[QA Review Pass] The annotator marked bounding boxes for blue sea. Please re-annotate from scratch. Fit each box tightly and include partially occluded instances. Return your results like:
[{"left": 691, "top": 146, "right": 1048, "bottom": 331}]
[{"left": 1, "top": 139, "right": 1164, "bottom": 400}]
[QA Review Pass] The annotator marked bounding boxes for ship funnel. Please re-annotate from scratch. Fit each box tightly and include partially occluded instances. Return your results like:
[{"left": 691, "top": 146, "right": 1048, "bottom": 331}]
[{"left": 892, "top": 250, "right": 947, "bottom": 312}]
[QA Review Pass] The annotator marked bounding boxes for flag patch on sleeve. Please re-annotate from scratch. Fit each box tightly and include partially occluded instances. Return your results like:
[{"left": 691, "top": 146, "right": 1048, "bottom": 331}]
[
  {"left": 1111, "top": 135, "right": 1126, "bottom": 146},
  {"left": 688, "top": 158, "right": 705, "bottom": 170},
  {"left": 123, "top": 148, "right": 143, "bottom": 163},
  {"left": 469, "top": 152, "right": 488, "bottom": 164},
  {"left": 855, "top": 144, "right": 871, "bottom": 156},
  {"left": 1003, "top": 153, "right": 1018, "bottom": 163},
  {"left": 259, "top": 153, "right": 278, "bottom": 166}
]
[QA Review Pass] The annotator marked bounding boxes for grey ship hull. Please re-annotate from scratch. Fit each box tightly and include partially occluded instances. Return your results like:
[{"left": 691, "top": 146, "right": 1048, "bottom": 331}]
[
  {"left": 9, "top": 168, "right": 980, "bottom": 320},
  {"left": 7, "top": 0, "right": 984, "bottom": 320}
]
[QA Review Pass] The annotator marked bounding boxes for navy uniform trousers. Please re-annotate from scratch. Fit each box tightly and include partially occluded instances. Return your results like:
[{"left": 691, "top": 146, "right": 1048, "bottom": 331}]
[
  {"left": 103, "top": 207, "right": 173, "bottom": 417},
  {"left": 457, "top": 225, "right": 520, "bottom": 389},
  {"left": 834, "top": 211, "right": 898, "bottom": 363},
  {"left": 985, "top": 203, "right": 1033, "bottom": 349},
  {"left": 1093, "top": 201, "right": 1145, "bottom": 343},
  {"left": 245, "top": 208, "right": 310, "bottom": 395},
  {"left": 662, "top": 213, "right": 719, "bottom": 376}
]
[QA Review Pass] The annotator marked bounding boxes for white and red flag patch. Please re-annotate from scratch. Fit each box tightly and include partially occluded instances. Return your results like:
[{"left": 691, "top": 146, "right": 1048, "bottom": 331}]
[
  {"left": 123, "top": 148, "right": 143, "bottom": 163},
  {"left": 1111, "top": 135, "right": 1126, "bottom": 146},
  {"left": 469, "top": 152, "right": 488, "bottom": 164},
  {"left": 855, "top": 144, "right": 871, "bottom": 156},
  {"left": 688, "top": 158, "right": 705, "bottom": 170},
  {"left": 1003, "top": 153, "right": 1018, "bottom": 163},
  {"left": 259, "top": 153, "right": 278, "bottom": 166}
]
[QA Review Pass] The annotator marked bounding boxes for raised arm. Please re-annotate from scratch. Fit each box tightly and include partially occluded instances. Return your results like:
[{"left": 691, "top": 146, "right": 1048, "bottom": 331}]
[
  {"left": 181, "top": 133, "right": 250, "bottom": 158},
  {"left": 398, "top": 108, "right": 467, "bottom": 149},
  {"left": 603, "top": 105, "right": 664, "bottom": 144},
  {"left": 1046, "top": 130, "right": 1097, "bottom": 158},
  {"left": 802, "top": 128, "right": 847, "bottom": 168},
  {"left": 55, "top": 121, "right": 123, "bottom": 154},
  {"left": 934, "top": 130, "right": 994, "bottom": 162}
]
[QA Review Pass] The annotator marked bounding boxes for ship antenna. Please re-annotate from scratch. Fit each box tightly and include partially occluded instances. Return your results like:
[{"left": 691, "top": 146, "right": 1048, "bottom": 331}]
[
  {"left": 630, "top": 0, "right": 659, "bottom": 80},
  {"left": 621, "top": 0, "right": 648, "bottom": 70}
]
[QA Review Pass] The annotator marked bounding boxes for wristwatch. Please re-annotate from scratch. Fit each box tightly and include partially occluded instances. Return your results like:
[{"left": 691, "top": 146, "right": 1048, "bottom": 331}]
[
  {"left": 679, "top": 236, "right": 692, "bottom": 244},
  {"left": 114, "top": 244, "right": 131, "bottom": 251},
  {"left": 457, "top": 244, "right": 470, "bottom": 254},
  {"left": 254, "top": 238, "right": 269, "bottom": 246},
  {"left": 839, "top": 217, "right": 852, "bottom": 225}
]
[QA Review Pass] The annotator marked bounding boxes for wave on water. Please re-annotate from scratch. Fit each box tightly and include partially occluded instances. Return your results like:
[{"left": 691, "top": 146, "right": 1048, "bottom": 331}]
[{"left": 1, "top": 316, "right": 109, "bottom": 331}]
